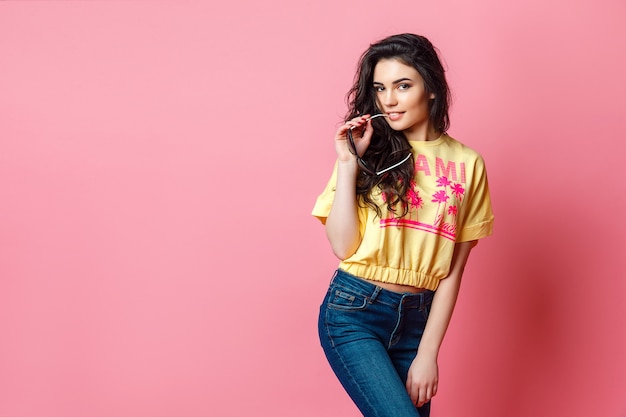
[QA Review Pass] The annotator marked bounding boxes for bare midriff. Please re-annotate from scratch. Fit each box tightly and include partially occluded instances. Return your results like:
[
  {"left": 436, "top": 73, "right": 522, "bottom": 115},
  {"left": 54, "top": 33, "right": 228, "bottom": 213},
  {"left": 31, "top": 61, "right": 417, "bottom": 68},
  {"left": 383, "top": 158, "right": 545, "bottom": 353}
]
[{"left": 364, "top": 278, "right": 430, "bottom": 294}]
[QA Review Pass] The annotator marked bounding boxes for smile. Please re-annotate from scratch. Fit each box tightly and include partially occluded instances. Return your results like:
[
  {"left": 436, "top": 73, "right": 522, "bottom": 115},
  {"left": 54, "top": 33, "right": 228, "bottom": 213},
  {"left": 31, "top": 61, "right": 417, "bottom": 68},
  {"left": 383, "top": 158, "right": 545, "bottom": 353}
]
[{"left": 387, "top": 112, "right": 404, "bottom": 121}]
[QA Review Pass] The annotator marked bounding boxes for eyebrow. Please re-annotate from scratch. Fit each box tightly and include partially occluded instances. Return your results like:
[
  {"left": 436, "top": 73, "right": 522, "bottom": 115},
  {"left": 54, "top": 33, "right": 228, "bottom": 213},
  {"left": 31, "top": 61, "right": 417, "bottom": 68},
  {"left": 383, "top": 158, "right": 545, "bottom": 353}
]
[{"left": 372, "top": 77, "right": 414, "bottom": 85}]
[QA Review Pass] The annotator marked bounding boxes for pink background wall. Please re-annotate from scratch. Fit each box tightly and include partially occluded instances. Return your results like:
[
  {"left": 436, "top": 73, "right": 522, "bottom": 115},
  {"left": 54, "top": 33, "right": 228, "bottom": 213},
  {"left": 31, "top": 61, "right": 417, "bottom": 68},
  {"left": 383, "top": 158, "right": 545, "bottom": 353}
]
[{"left": 1, "top": 1, "right": 625, "bottom": 416}]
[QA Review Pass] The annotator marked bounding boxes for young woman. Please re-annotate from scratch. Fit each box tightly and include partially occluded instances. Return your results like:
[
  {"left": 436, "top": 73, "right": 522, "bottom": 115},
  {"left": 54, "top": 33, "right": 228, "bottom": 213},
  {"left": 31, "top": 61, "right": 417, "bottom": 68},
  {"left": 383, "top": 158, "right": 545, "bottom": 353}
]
[{"left": 312, "top": 34, "right": 494, "bottom": 417}]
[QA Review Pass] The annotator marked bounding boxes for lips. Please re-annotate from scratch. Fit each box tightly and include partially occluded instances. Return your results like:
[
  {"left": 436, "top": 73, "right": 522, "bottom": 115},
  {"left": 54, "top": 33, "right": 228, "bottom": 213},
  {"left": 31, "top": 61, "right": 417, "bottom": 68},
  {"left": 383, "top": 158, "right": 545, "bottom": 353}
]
[{"left": 387, "top": 112, "right": 404, "bottom": 121}]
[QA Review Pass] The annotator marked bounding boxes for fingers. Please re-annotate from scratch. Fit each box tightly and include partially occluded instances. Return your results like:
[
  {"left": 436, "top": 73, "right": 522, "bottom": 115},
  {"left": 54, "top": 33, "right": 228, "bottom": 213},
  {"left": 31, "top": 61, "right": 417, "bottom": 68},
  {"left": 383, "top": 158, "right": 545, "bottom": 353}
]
[
  {"left": 416, "top": 386, "right": 433, "bottom": 408},
  {"left": 346, "top": 114, "right": 370, "bottom": 132},
  {"left": 335, "top": 115, "right": 368, "bottom": 138},
  {"left": 406, "top": 380, "right": 437, "bottom": 408},
  {"left": 339, "top": 113, "right": 381, "bottom": 138},
  {"left": 362, "top": 118, "right": 374, "bottom": 141},
  {"left": 349, "top": 115, "right": 375, "bottom": 142},
  {"left": 419, "top": 385, "right": 435, "bottom": 407},
  {"left": 406, "top": 356, "right": 439, "bottom": 408},
  {"left": 333, "top": 115, "right": 376, "bottom": 160}
]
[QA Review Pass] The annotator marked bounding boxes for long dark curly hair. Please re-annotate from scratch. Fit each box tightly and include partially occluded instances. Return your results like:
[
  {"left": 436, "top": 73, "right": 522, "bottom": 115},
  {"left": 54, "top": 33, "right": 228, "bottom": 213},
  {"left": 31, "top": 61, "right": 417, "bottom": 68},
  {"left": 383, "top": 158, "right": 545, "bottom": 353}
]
[{"left": 346, "top": 33, "right": 451, "bottom": 218}]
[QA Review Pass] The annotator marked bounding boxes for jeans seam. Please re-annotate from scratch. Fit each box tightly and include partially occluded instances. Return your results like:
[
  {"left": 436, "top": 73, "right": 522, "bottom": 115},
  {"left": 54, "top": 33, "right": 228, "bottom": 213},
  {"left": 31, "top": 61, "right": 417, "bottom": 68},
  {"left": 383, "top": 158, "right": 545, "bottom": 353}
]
[
  {"left": 388, "top": 298, "right": 404, "bottom": 349},
  {"left": 323, "top": 305, "right": 380, "bottom": 417}
]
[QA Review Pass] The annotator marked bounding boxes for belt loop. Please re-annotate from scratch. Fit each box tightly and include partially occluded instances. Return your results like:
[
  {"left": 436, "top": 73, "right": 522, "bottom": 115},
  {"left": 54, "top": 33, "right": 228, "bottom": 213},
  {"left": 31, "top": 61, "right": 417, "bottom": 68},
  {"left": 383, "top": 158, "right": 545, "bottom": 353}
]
[
  {"left": 420, "top": 290, "right": 433, "bottom": 308},
  {"left": 420, "top": 292, "right": 425, "bottom": 308},
  {"left": 369, "top": 286, "right": 382, "bottom": 303}
]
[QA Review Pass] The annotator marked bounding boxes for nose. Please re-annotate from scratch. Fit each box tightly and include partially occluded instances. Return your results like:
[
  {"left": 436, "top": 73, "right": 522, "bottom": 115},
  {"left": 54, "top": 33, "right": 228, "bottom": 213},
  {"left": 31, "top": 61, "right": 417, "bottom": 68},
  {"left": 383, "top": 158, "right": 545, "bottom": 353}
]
[{"left": 382, "top": 89, "right": 398, "bottom": 108}]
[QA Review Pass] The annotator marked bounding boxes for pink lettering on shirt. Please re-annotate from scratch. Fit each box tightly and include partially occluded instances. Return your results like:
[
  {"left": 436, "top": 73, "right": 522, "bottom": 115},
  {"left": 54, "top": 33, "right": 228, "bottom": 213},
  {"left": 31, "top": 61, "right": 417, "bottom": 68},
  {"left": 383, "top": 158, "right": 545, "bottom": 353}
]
[
  {"left": 435, "top": 158, "right": 457, "bottom": 182},
  {"left": 414, "top": 155, "right": 466, "bottom": 184},
  {"left": 414, "top": 155, "right": 431, "bottom": 176}
]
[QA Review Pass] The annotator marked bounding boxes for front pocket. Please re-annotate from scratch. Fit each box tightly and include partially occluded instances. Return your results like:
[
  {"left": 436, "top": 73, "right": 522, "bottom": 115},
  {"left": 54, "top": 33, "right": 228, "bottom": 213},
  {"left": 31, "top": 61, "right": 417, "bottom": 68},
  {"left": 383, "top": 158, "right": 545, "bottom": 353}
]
[{"left": 327, "top": 289, "right": 368, "bottom": 311}]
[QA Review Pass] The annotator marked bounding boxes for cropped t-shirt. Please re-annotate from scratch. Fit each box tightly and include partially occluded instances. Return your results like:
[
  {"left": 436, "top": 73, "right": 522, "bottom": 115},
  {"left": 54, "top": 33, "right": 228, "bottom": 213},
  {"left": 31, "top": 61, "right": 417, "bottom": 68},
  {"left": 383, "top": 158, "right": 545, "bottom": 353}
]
[{"left": 312, "top": 134, "right": 494, "bottom": 291}]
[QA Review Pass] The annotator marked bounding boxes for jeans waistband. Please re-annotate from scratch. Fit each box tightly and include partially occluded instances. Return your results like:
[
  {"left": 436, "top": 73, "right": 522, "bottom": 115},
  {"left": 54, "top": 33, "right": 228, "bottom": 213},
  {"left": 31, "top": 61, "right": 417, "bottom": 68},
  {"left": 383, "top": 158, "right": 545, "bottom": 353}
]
[{"left": 331, "top": 269, "right": 434, "bottom": 309}]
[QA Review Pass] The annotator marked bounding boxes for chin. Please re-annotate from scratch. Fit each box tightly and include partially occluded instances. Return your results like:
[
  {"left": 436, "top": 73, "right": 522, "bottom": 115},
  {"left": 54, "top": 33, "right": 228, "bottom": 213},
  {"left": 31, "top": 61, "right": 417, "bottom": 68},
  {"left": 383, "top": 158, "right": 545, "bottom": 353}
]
[{"left": 389, "top": 122, "right": 411, "bottom": 132}]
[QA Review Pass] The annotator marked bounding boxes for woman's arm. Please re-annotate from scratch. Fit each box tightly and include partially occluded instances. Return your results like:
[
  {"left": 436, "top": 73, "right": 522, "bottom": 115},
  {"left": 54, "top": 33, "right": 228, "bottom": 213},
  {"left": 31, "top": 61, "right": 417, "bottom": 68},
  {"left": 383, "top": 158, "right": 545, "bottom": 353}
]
[
  {"left": 325, "top": 159, "right": 361, "bottom": 259},
  {"left": 405, "top": 240, "right": 478, "bottom": 407},
  {"left": 325, "top": 116, "right": 374, "bottom": 260}
]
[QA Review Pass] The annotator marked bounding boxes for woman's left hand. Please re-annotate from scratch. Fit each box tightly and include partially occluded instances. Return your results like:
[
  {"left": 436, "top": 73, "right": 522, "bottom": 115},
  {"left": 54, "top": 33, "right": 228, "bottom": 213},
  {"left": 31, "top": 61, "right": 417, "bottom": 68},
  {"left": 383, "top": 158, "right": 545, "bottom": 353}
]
[{"left": 406, "top": 354, "right": 439, "bottom": 407}]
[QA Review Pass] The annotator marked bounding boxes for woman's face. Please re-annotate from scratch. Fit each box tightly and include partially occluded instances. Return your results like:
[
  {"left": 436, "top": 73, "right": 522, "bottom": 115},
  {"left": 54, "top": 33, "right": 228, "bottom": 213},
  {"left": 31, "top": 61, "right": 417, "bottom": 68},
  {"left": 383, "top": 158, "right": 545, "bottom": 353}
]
[{"left": 373, "top": 58, "right": 434, "bottom": 139}]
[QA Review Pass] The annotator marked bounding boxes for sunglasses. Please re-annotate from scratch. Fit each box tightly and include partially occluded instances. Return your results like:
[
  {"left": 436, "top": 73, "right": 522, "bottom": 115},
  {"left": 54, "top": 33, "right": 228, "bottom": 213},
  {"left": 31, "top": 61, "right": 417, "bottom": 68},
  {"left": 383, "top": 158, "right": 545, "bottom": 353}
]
[{"left": 346, "top": 114, "right": 412, "bottom": 176}]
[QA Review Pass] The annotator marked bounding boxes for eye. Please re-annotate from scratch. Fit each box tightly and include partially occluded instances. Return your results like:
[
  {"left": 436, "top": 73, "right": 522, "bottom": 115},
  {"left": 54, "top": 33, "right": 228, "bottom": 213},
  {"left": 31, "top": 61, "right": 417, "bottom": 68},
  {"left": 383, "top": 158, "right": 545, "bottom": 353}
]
[
  {"left": 373, "top": 85, "right": 385, "bottom": 92},
  {"left": 398, "top": 83, "right": 411, "bottom": 90}
]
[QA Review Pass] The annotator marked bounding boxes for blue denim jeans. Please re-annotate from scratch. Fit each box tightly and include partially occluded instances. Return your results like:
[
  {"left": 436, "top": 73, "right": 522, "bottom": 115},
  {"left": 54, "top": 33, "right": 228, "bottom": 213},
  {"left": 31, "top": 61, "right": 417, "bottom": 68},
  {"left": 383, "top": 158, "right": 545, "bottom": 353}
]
[{"left": 318, "top": 269, "right": 435, "bottom": 417}]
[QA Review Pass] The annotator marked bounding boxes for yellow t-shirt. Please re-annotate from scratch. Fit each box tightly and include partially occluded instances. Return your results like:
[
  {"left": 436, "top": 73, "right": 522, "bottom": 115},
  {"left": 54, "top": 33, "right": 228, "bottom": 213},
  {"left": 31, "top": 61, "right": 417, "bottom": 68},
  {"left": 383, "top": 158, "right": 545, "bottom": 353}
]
[{"left": 312, "top": 134, "right": 494, "bottom": 290}]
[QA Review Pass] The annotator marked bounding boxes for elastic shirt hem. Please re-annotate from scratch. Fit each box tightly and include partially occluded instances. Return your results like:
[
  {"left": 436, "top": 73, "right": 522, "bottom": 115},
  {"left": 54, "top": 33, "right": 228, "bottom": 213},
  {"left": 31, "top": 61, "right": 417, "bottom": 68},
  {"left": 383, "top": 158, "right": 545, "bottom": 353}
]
[{"left": 338, "top": 262, "right": 441, "bottom": 291}]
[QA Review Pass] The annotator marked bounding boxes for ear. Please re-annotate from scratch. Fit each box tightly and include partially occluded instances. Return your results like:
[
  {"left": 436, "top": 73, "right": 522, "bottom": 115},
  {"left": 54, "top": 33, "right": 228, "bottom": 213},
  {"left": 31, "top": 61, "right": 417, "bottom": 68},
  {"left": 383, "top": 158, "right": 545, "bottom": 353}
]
[{"left": 429, "top": 92, "right": 436, "bottom": 99}]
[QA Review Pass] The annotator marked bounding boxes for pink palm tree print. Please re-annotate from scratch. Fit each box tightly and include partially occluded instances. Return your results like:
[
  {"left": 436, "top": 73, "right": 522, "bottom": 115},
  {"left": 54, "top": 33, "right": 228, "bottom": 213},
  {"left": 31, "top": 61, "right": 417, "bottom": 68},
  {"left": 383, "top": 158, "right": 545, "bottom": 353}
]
[
  {"left": 436, "top": 176, "right": 452, "bottom": 188},
  {"left": 407, "top": 188, "right": 423, "bottom": 221},
  {"left": 448, "top": 205, "right": 458, "bottom": 216},
  {"left": 431, "top": 190, "right": 449, "bottom": 203},
  {"left": 407, "top": 190, "right": 424, "bottom": 209},
  {"left": 432, "top": 189, "right": 449, "bottom": 222},
  {"left": 407, "top": 180, "right": 423, "bottom": 208},
  {"left": 451, "top": 183, "right": 465, "bottom": 201}
]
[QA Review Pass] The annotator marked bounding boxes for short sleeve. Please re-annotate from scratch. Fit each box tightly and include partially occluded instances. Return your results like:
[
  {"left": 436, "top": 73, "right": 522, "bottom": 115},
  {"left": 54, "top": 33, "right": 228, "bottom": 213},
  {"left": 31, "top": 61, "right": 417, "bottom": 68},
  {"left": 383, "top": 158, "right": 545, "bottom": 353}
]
[
  {"left": 456, "top": 155, "right": 494, "bottom": 242},
  {"left": 311, "top": 162, "right": 338, "bottom": 224}
]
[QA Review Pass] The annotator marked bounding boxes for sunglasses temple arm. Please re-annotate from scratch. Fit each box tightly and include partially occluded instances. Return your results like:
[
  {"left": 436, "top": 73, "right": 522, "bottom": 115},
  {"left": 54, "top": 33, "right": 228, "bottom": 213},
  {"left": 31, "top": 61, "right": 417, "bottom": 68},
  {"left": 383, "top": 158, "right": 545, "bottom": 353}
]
[{"left": 375, "top": 153, "right": 412, "bottom": 176}]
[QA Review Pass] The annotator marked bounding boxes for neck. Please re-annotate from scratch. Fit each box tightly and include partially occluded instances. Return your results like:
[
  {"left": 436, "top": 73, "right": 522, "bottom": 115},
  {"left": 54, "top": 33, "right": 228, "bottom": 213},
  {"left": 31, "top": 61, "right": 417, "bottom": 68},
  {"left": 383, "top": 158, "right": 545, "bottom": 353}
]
[{"left": 404, "top": 123, "right": 439, "bottom": 141}]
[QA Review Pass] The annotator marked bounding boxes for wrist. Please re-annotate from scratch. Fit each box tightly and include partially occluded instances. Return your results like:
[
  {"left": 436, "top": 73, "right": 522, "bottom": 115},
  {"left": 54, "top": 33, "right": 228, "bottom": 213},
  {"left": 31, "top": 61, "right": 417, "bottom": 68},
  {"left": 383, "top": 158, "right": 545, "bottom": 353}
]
[
  {"left": 337, "top": 158, "right": 359, "bottom": 169},
  {"left": 416, "top": 344, "right": 440, "bottom": 361}
]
